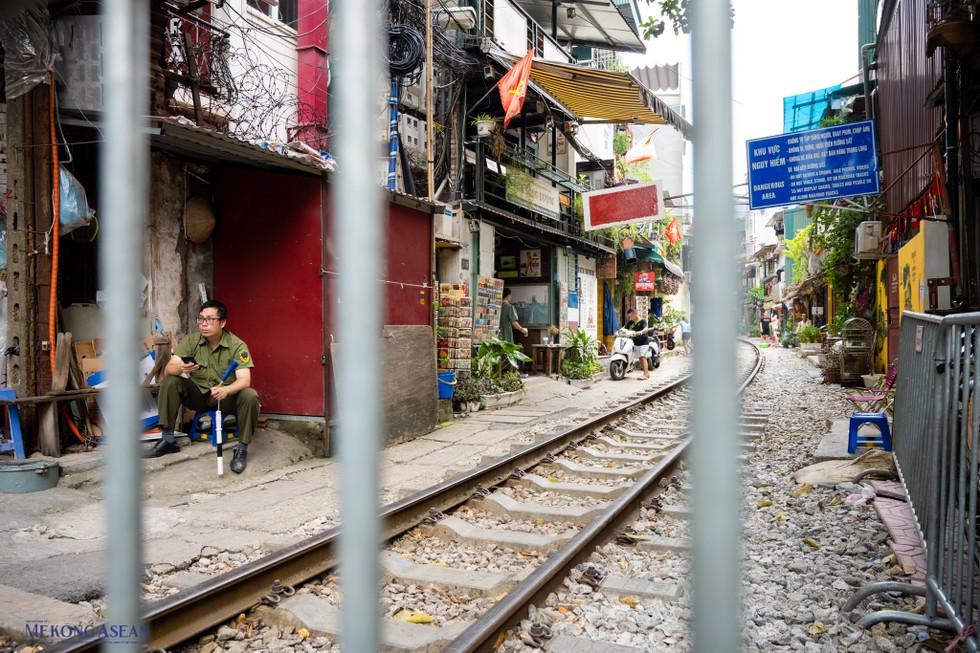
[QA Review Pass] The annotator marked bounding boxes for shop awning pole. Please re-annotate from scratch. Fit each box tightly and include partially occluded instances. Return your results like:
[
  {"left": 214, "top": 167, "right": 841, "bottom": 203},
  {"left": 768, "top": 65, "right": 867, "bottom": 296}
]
[
  {"left": 690, "top": 2, "right": 740, "bottom": 653},
  {"left": 101, "top": 0, "right": 149, "bottom": 648},
  {"left": 334, "top": 0, "right": 383, "bottom": 651}
]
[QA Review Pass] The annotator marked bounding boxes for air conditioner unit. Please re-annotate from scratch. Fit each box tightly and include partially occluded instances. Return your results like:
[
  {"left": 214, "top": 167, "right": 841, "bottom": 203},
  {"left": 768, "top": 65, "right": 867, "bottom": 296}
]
[{"left": 854, "top": 221, "right": 883, "bottom": 260}]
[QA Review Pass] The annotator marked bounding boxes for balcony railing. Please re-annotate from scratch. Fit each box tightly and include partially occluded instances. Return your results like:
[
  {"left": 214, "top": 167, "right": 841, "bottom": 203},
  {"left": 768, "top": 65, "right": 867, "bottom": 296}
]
[{"left": 468, "top": 142, "right": 614, "bottom": 251}]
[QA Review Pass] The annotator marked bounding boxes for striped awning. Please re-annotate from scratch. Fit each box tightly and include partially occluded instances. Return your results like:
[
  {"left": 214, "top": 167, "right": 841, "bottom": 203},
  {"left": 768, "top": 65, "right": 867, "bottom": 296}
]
[{"left": 491, "top": 52, "right": 693, "bottom": 141}]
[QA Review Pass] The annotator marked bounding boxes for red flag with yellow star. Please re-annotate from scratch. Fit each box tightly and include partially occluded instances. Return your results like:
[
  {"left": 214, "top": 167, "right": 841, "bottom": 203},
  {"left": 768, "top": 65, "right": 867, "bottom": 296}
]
[
  {"left": 665, "top": 217, "right": 682, "bottom": 244},
  {"left": 498, "top": 51, "right": 534, "bottom": 130}
]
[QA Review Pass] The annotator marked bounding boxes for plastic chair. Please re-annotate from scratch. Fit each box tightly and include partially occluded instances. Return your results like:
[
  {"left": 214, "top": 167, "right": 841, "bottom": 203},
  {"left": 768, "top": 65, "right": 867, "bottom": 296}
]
[
  {"left": 844, "top": 363, "right": 897, "bottom": 414},
  {"left": 847, "top": 412, "right": 892, "bottom": 453},
  {"left": 189, "top": 411, "right": 239, "bottom": 447}
]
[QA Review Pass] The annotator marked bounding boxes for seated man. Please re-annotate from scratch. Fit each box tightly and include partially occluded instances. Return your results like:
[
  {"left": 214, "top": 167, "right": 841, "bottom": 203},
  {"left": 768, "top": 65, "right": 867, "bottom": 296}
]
[{"left": 144, "top": 300, "right": 260, "bottom": 474}]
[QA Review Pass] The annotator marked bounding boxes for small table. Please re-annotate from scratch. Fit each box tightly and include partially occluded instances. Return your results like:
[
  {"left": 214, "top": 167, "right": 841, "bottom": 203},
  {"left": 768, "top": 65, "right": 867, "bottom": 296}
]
[{"left": 531, "top": 344, "right": 563, "bottom": 377}]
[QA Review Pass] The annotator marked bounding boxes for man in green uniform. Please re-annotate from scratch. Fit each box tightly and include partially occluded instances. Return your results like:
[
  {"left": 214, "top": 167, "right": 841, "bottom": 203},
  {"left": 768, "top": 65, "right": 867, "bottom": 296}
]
[
  {"left": 500, "top": 287, "right": 528, "bottom": 342},
  {"left": 144, "top": 300, "right": 260, "bottom": 474}
]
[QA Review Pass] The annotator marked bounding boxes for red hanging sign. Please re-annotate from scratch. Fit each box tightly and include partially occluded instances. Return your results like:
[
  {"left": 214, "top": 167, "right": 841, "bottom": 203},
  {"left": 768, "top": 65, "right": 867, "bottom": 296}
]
[{"left": 635, "top": 271, "right": 655, "bottom": 292}]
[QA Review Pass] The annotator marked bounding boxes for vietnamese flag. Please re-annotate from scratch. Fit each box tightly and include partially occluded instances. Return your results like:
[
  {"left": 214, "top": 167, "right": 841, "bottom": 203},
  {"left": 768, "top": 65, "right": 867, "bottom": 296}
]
[
  {"left": 498, "top": 51, "right": 534, "bottom": 130},
  {"left": 665, "top": 217, "right": 682, "bottom": 244}
]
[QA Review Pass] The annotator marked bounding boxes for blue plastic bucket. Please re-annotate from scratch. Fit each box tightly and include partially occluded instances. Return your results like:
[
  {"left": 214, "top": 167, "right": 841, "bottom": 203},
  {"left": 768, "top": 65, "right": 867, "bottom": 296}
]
[{"left": 437, "top": 371, "right": 456, "bottom": 399}]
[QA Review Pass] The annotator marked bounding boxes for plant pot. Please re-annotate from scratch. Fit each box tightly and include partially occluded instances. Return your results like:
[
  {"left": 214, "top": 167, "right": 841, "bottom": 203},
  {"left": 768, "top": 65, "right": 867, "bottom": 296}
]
[
  {"left": 565, "top": 377, "right": 594, "bottom": 389},
  {"left": 475, "top": 120, "right": 495, "bottom": 137}
]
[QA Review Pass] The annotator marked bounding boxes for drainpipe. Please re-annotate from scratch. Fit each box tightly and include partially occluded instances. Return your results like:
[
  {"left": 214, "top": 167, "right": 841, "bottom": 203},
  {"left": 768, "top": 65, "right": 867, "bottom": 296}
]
[
  {"left": 944, "top": 47, "right": 962, "bottom": 301},
  {"left": 861, "top": 43, "right": 875, "bottom": 121}
]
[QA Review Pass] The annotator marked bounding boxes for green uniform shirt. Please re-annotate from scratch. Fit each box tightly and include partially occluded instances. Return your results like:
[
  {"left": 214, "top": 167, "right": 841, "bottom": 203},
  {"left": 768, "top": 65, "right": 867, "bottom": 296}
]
[
  {"left": 173, "top": 330, "right": 254, "bottom": 393},
  {"left": 500, "top": 301, "right": 518, "bottom": 342}
]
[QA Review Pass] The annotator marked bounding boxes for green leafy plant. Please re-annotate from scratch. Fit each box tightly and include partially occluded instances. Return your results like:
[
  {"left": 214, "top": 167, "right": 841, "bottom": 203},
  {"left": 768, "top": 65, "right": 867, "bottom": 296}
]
[
  {"left": 471, "top": 113, "right": 495, "bottom": 126},
  {"left": 783, "top": 224, "right": 813, "bottom": 284},
  {"left": 638, "top": 0, "right": 734, "bottom": 39},
  {"left": 746, "top": 283, "right": 765, "bottom": 305},
  {"left": 561, "top": 328, "right": 602, "bottom": 379},
  {"left": 474, "top": 337, "right": 532, "bottom": 383},
  {"left": 809, "top": 200, "right": 879, "bottom": 320},
  {"left": 798, "top": 325, "right": 822, "bottom": 344},
  {"left": 453, "top": 377, "right": 482, "bottom": 403},
  {"left": 500, "top": 371, "right": 524, "bottom": 393}
]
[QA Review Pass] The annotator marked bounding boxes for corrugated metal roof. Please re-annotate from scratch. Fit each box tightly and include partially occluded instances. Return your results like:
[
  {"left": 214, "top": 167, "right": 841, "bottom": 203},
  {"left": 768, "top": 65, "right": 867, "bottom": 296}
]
[
  {"left": 630, "top": 64, "right": 680, "bottom": 93},
  {"left": 510, "top": 0, "right": 645, "bottom": 54},
  {"left": 493, "top": 52, "right": 693, "bottom": 140},
  {"left": 149, "top": 117, "right": 332, "bottom": 175}
]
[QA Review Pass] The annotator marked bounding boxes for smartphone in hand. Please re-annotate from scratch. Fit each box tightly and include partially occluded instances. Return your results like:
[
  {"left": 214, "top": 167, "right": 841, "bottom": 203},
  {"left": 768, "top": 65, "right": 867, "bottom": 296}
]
[{"left": 180, "top": 355, "right": 198, "bottom": 365}]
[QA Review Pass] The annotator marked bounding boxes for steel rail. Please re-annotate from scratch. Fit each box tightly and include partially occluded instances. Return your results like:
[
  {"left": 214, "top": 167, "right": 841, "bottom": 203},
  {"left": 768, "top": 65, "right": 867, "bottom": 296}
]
[
  {"left": 45, "top": 373, "right": 697, "bottom": 653},
  {"left": 444, "top": 339, "right": 763, "bottom": 652}
]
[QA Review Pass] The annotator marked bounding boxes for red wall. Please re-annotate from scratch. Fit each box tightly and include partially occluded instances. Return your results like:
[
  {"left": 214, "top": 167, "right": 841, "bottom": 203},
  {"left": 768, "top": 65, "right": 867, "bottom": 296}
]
[
  {"left": 213, "top": 168, "right": 325, "bottom": 416},
  {"left": 384, "top": 202, "right": 433, "bottom": 325}
]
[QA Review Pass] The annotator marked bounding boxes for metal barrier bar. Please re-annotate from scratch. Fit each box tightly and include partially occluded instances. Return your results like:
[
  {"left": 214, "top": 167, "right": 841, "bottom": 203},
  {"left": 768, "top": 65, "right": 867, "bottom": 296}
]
[{"left": 846, "top": 312, "right": 979, "bottom": 650}]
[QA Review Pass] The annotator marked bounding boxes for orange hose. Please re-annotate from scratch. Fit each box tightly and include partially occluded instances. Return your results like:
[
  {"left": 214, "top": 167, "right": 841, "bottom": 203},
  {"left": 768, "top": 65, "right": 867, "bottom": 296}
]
[{"left": 49, "top": 70, "right": 59, "bottom": 377}]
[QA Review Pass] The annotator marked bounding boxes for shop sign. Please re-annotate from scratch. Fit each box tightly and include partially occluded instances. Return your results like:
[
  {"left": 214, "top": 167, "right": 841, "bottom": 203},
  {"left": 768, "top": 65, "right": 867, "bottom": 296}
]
[
  {"left": 635, "top": 271, "right": 655, "bottom": 292},
  {"left": 582, "top": 181, "right": 663, "bottom": 231},
  {"left": 506, "top": 173, "right": 561, "bottom": 219}
]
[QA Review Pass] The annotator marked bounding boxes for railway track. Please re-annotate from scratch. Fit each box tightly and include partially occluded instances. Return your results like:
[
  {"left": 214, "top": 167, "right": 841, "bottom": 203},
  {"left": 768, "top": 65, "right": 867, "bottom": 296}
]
[{"left": 48, "top": 341, "right": 761, "bottom": 653}]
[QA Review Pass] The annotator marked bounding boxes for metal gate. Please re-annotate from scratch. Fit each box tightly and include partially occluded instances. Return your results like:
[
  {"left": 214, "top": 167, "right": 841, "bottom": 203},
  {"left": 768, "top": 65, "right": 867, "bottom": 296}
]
[{"left": 845, "top": 311, "right": 980, "bottom": 650}]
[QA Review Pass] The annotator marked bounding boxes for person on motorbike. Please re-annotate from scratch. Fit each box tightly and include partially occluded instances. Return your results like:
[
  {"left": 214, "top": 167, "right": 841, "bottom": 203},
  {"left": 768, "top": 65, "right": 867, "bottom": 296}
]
[{"left": 624, "top": 308, "right": 651, "bottom": 380}]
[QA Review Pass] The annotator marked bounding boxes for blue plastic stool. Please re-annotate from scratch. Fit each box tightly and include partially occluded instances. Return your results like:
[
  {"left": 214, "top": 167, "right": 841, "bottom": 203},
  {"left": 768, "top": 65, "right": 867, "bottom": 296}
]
[
  {"left": 0, "top": 389, "right": 25, "bottom": 459},
  {"left": 189, "top": 411, "right": 239, "bottom": 448},
  {"left": 848, "top": 412, "right": 892, "bottom": 453}
]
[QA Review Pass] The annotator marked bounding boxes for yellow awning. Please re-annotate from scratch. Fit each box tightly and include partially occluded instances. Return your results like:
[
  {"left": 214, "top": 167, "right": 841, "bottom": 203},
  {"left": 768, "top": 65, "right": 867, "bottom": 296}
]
[{"left": 493, "top": 52, "right": 693, "bottom": 141}]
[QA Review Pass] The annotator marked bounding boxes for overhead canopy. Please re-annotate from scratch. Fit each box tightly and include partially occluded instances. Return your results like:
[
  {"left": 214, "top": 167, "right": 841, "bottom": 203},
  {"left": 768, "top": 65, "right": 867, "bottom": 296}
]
[
  {"left": 635, "top": 245, "right": 684, "bottom": 277},
  {"left": 511, "top": 0, "right": 646, "bottom": 54},
  {"left": 492, "top": 51, "right": 693, "bottom": 141}
]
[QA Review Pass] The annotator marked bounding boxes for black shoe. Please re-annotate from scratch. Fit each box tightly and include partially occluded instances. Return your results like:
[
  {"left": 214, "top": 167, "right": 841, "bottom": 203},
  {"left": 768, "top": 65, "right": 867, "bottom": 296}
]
[
  {"left": 144, "top": 439, "right": 180, "bottom": 458},
  {"left": 231, "top": 447, "right": 247, "bottom": 474}
]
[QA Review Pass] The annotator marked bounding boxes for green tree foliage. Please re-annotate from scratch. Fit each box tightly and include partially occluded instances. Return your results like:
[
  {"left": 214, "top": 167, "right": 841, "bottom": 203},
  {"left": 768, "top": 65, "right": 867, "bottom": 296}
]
[
  {"left": 809, "top": 201, "right": 880, "bottom": 319},
  {"left": 639, "top": 0, "right": 734, "bottom": 40},
  {"left": 783, "top": 223, "right": 812, "bottom": 284}
]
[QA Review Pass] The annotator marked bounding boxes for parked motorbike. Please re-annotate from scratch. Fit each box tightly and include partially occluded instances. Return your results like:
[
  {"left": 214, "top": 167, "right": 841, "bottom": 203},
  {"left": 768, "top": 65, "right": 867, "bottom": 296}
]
[
  {"left": 609, "top": 328, "right": 661, "bottom": 380},
  {"left": 664, "top": 330, "right": 676, "bottom": 351}
]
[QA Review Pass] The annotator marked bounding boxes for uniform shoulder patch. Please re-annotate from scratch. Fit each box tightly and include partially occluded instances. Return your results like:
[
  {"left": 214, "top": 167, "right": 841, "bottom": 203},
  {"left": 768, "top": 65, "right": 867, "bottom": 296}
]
[{"left": 237, "top": 350, "right": 250, "bottom": 365}]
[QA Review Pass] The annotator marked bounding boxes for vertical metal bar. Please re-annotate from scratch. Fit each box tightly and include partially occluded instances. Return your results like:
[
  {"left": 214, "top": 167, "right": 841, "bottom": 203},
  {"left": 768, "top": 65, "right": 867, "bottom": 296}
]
[
  {"left": 101, "top": 0, "right": 148, "bottom": 648},
  {"left": 334, "top": 0, "right": 383, "bottom": 651},
  {"left": 689, "top": 2, "right": 739, "bottom": 653}
]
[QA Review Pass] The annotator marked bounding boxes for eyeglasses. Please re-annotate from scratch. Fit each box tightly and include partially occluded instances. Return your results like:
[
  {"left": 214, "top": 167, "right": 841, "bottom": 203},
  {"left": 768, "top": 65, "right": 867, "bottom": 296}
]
[{"left": 196, "top": 316, "right": 221, "bottom": 324}]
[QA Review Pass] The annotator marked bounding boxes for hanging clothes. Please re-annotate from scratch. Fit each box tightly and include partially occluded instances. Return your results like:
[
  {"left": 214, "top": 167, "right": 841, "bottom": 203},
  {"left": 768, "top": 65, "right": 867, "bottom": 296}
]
[{"left": 603, "top": 280, "right": 619, "bottom": 335}]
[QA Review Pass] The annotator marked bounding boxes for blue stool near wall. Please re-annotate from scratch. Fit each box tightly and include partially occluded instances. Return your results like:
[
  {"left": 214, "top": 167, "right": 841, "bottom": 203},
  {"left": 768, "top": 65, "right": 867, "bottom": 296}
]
[
  {"left": 848, "top": 412, "right": 892, "bottom": 454},
  {"left": 189, "top": 411, "right": 238, "bottom": 448},
  {"left": 0, "top": 389, "right": 25, "bottom": 459}
]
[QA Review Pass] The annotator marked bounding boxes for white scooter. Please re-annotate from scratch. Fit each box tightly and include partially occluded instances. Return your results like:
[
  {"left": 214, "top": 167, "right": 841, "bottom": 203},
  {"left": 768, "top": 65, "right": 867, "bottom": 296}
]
[{"left": 609, "top": 327, "right": 661, "bottom": 380}]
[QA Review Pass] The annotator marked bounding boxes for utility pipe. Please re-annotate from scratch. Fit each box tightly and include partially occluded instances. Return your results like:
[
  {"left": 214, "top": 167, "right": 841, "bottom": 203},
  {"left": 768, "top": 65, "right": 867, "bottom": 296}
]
[{"left": 48, "top": 70, "right": 58, "bottom": 376}]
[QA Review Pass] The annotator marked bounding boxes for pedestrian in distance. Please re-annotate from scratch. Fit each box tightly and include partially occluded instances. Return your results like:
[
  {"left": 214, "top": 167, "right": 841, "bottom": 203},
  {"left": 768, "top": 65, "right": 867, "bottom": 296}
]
[
  {"left": 500, "top": 288, "right": 528, "bottom": 342},
  {"left": 760, "top": 313, "right": 773, "bottom": 345},
  {"left": 144, "top": 300, "right": 261, "bottom": 474},
  {"left": 679, "top": 315, "right": 692, "bottom": 356},
  {"left": 624, "top": 308, "right": 651, "bottom": 380}
]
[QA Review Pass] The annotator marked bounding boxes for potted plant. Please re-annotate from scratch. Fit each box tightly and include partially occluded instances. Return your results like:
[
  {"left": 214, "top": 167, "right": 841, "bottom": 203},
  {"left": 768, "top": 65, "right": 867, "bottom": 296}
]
[
  {"left": 472, "top": 113, "right": 497, "bottom": 137},
  {"left": 798, "top": 325, "right": 822, "bottom": 353},
  {"left": 820, "top": 345, "right": 842, "bottom": 384},
  {"left": 453, "top": 377, "right": 483, "bottom": 412},
  {"left": 471, "top": 338, "right": 531, "bottom": 409},
  {"left": 561, "top": 328, "right": 602, "bottom": 387}
]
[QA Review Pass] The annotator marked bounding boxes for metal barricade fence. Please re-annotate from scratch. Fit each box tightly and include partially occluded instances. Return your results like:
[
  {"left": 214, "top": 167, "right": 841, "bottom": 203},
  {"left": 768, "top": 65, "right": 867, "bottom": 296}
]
[{"left": 845, "top": 311, "right": 979, "bottom": 650}]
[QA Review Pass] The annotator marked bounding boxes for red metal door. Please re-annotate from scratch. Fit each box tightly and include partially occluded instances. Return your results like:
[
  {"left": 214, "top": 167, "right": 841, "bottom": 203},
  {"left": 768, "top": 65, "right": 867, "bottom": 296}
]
[{"left": 214, "top": 168, "right": 325, "bottom": 416}]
